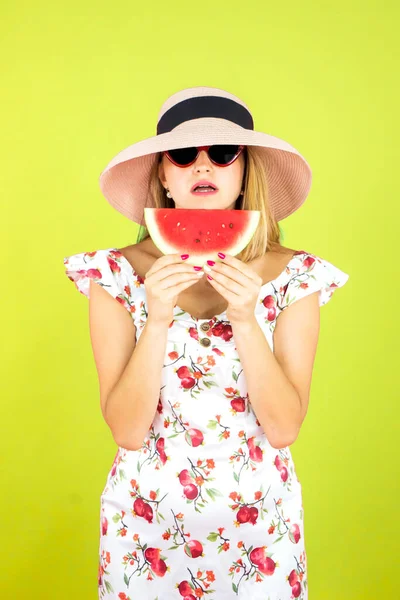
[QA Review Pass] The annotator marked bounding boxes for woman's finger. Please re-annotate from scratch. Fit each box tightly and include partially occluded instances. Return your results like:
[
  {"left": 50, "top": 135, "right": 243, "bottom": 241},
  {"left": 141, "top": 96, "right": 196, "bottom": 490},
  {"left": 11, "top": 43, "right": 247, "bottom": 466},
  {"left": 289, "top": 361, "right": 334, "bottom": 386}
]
[
  {"left": 215, "top": 254, "right": 263, "bottom": 286},
  {"left": 204, "top": 267, "right": 244, "bottom": 296}
]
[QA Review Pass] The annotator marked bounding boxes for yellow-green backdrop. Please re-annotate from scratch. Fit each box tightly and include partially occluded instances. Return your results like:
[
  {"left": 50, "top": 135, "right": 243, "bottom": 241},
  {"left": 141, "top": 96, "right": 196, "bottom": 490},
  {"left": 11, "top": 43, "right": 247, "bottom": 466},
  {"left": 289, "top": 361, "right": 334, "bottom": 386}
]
[{"left": 1, "top": 1, "right": 397, "bottom": 598}]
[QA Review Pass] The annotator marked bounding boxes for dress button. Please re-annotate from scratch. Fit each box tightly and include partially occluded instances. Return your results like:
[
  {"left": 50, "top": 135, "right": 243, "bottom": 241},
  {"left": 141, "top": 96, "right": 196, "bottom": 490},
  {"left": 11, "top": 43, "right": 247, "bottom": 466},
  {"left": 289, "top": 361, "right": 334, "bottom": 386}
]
[
  {"left": 199, "top": 337, "right": 211, "bottom": 347},
  {"left": 200, "top": 322, "right": 210, "bottom": 332}
]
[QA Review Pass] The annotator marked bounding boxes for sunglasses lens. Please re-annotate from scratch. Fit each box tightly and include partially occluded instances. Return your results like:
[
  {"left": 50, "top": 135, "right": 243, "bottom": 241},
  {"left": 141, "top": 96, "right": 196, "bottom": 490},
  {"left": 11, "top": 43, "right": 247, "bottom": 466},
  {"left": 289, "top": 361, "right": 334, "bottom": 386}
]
[
  {"left": 166, "top": 147, "right": 198, "bottom": 166},
  {"left": 209, "top": 145, "right": 241, "bottom": 165}
]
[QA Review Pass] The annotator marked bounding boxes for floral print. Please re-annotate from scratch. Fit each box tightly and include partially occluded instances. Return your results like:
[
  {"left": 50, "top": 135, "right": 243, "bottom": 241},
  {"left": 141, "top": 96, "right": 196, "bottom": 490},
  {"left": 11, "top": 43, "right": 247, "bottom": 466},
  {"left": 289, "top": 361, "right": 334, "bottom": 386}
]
[{"left": 63, "top": 247, "right": 349, "bottom": 599}]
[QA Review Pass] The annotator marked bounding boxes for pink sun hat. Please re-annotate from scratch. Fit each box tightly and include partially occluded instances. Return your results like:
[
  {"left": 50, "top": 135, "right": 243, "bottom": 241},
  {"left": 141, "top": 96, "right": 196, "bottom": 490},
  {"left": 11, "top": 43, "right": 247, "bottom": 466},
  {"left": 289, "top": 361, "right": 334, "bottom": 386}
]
[{"left": 98, "top": 86, "right": 313, "bottom": 224}]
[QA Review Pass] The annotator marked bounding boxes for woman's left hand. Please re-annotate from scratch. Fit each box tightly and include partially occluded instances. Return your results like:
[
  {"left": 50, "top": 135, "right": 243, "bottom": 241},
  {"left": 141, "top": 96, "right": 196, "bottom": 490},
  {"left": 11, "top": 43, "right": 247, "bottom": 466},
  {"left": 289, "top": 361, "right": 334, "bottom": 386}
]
[{"left": 203, "top": 254, "right": 263, "bottom": 323}]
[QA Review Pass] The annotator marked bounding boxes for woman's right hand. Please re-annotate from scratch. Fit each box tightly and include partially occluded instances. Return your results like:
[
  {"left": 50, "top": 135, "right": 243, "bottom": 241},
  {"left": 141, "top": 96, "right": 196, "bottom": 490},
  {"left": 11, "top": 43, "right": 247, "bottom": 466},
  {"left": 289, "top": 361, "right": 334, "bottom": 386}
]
[{"left": 144, "top": 254, "right": 204, "bottom": 324}]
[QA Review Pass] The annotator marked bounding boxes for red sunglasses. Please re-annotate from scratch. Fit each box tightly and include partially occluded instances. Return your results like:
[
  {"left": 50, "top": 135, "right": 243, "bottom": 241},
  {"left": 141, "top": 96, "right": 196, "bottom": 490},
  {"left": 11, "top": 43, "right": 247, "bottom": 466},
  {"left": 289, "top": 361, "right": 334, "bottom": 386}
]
[{"left": 164, "top": 144, "right": 245, "bottom": 168}]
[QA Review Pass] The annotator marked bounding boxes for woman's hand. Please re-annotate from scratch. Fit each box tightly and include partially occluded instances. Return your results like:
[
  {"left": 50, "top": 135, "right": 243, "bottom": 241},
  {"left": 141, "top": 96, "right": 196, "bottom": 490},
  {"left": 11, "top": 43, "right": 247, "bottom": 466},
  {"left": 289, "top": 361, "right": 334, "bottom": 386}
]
[
  {"left": 144, "top": 254, "right": 204, "bottom": 325},
  {"left": 204, "top": 254, "right": 263, "bottom": 323}
]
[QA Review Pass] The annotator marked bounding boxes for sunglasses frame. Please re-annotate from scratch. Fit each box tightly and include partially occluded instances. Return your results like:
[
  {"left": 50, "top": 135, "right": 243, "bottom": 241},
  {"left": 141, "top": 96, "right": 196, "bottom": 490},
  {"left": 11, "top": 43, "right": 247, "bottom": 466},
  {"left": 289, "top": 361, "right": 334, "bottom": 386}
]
[{"left": 164, "top": 144, "right": 245, "bottom": 168}]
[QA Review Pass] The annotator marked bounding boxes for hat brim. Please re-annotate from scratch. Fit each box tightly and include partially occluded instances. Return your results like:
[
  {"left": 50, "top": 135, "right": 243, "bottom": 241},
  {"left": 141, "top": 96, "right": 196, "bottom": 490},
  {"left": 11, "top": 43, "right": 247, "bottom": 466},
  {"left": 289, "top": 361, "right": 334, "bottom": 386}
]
[{"left": 98, "top": 118, "right": 312, "bottom": 224}]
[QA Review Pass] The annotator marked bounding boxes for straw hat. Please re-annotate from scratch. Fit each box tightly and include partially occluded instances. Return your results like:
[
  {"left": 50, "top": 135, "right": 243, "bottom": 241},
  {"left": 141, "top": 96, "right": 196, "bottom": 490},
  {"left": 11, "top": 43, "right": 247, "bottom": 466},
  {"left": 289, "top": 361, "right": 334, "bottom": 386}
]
[{"left": 98, "top": 86, "right": 312, "bottom": 224}]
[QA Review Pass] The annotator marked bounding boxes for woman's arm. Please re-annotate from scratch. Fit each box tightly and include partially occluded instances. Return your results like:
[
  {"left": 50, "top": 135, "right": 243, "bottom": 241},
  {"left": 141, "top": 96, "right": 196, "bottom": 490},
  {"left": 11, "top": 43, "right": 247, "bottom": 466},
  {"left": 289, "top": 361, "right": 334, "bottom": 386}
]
[
  {"left": 230, "top": 290, "right": 321, "bottom": 449},
  {"left": 104, "top": 317, "right": 169, "bottom": 451},
  {"left": 89, "top": 278, "right": 170, "bottom": 451}
]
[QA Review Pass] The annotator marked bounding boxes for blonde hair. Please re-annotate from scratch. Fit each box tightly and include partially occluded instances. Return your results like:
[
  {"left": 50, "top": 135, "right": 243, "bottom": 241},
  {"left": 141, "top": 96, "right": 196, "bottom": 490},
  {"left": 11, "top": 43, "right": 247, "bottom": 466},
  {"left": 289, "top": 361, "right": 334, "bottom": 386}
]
[{"left": 138, "top": 146, "right": 283, "bottom": 262}]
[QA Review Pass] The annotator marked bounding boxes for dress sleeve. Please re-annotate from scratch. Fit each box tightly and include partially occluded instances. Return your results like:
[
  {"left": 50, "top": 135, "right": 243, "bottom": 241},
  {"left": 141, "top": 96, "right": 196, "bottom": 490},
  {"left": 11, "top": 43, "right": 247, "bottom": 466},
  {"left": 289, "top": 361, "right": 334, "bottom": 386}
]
[
  {"left": 280, "top": 252, "right": 350, "bottom": 309},
  {"left": 63, "top": 248, "right": 135, "bottom": 315}
]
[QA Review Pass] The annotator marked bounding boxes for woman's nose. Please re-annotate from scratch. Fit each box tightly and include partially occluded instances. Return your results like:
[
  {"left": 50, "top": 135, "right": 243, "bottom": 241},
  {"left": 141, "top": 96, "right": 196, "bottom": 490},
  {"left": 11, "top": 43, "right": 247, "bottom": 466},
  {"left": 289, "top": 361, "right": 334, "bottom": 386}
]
[{"left": 194, "top": 150, "right": 212, "bottom": 169}]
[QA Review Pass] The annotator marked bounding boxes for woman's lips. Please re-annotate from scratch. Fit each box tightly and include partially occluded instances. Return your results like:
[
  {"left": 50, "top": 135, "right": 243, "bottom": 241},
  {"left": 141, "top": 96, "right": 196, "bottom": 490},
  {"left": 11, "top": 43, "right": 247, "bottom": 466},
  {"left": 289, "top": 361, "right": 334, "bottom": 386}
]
[
  {"left": 190, "top": 189, "right": 218, "bottom": 195},
  {"left": 191, "top": 186, "right": 218, "bottom": 196},
  {"left": 190, "top": 181, "right": 218, "bottom": 192}
]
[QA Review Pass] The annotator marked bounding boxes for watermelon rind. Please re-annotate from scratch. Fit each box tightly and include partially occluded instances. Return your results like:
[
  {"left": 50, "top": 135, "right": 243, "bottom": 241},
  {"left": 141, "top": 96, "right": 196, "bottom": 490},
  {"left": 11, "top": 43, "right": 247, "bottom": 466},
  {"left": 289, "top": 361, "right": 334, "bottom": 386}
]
[{"left": 144, "top": 208, "right": 260, "bottom": 265}]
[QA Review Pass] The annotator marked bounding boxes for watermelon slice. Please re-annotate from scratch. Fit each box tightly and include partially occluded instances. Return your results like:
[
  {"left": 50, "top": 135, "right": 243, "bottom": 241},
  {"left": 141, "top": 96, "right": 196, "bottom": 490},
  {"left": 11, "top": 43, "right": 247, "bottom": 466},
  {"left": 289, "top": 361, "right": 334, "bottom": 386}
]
[{"left": 143, "top": 208, "right": 260, "bottom": 265}]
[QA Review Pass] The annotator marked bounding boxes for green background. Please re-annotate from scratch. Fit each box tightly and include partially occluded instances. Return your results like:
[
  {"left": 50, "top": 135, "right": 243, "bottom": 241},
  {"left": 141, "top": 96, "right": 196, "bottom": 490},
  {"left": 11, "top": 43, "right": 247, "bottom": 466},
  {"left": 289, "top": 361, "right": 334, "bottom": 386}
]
[{"left": 1, "top": 1, "right": 397, "bottom": 598}]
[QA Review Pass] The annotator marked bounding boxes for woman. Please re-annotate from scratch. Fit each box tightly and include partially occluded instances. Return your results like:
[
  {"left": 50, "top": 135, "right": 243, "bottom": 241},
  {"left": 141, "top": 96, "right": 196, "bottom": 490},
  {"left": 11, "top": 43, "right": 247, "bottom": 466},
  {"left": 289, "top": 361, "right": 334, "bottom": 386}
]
[{"left": 64, "top": 86, "right": 349, "bottom": 599}]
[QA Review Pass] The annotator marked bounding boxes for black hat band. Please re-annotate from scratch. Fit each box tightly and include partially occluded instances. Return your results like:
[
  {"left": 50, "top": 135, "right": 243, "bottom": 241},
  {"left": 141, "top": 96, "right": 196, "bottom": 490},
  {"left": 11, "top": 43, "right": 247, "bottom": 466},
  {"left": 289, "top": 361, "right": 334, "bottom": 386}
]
[{"left": 157, "top": 95, "right": 254, "bottom": 135}]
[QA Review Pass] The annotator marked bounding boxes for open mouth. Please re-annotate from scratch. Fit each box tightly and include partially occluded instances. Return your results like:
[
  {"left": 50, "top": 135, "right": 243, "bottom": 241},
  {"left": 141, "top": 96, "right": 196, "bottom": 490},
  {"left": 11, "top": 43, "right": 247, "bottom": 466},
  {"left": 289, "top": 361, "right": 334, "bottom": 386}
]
[{"left": 191, "top": 184, "right": 218, "bottom": 194}]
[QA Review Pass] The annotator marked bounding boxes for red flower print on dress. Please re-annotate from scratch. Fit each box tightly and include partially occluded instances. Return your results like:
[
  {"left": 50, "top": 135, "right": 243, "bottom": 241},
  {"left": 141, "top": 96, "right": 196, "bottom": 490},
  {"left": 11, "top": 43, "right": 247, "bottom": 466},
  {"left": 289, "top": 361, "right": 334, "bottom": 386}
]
[
  {"left": 176, "top": 457, "right": 222, "bottom": 512},
  {"left": 177, "top": 567, "right": 216, "bottom": 597},
  {"left": 206, "top": 526, "right": 230, "bottom": 554},
  {"left": 206, "top": 413, "right": 231, "bottom": 442},
  {"left": 228, "top": 542, "right": 278, "bottom": 594},
  {"left": 223, "top": 386, "right": 250, "bottom": 416},
  {"left": 189, "top": 326, "right": 199, "bottom": 341},
  {"left": 212, "top": 347, "right": 224, "bottom": 356},
  {"left": 130, "top": 480, "right": 167, "bottom": 525},
  {"left": 184, "top": 539, "right": 203, "bottom": 559},
  {"left": 249, "top": 546, "right": 278, "bottom": 577},
  {"left": 69, "top": 258, "right": 135, "bottom": 314},
  {"left": 163, "top": 510, "right": 204, "bottom": 560},
  {"left": 261, "top": 294, "right": 277, "bottom": 321},
  {"left": 135, "top": 428, "right": 168, "bottom": 472},
  {"left": 265, "top": 497, "right": 302, "bottom": 547},
  {"left": 110, "top": 461, "right": 118, "bottom": 479},
  {"left": 98, "top": 547, "right": 113, "bottom": 597},
  {"left": 279, "top": 253, "right": 322, "bottom": 314},
  {"left": 185, "top": 429, "right": 204, "bottom": 447},
  {"left": 228, "top": 487, "right": 270, "bottom": 527},
  {"left": 165, "top": 399, "right": 206, "bottom": 447},
  {"left": 229, "top": 432, "right": 264, "bottom": 484},
  {"left": 176, "top": 365, "right": 196, "bottom": 390},
  {"left": 288, "top": 554, "right": 308, "bottom": 598},
  {"left": 174, "top": 353, "right": 219, "bottom": 397},
  {"left": 108, "top": 250, "right": 139, "bottom": 313},
  {"left": 247, "top": 436, "right": 263, "bottom": 462},
  {"left": 228, "top": 541, "right": 307, "bottom": 597},
  {"left": 210, "top": 320, "right": 233, "bottom": 342},
  {"left": 101, "top": 515, "right": 108, "bottom": 536},
  {"left": 118, "top": 534, "right": 169, "bottom": 587},
  {"left": 273, "top": 447, "right": 298, "bottom": 491}
]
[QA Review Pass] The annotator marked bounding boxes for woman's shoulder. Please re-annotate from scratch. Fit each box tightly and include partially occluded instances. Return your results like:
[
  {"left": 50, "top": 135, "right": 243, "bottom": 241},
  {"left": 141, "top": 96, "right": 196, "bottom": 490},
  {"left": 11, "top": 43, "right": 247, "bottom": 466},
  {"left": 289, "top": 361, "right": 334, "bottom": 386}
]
[
  {"left": 258, "top": 244, "right": 299, "bottom": 283},
  {"left": 117, "top": 238, "right": 159, "bottom": 279}
]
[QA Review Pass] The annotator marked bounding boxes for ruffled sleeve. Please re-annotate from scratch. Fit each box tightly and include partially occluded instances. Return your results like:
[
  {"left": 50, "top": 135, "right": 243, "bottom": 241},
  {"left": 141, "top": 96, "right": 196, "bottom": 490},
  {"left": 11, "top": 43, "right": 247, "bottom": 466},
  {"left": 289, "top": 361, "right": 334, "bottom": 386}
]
[
  {"left": 280, "top": 251, "right": 350, "bottom": 309},
  {"left": 63, "top": 247, "right": 137, "bottom": 315}
]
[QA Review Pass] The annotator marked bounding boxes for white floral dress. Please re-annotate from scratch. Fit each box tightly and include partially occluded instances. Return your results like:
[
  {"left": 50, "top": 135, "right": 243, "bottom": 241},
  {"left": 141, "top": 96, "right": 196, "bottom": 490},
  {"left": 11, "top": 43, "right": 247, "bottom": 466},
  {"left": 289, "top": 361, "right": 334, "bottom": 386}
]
[{"left": 63, "top": 247, "right": 349, "bottom": 600}]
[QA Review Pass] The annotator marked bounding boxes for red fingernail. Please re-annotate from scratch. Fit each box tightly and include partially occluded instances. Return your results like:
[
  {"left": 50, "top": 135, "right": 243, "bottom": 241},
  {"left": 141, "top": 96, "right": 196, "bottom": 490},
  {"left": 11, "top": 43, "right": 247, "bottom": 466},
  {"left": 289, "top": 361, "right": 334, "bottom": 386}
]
[
  {"left": 181, "top": 254, "right": 189, "bottom": 260},
  {"left": 207, "top": 274, "right": 213, "bottom": 280},
  {"left": 217, "top": 252, "right": 225, "bottom": 259},
  {"left": 207, "top": 260, "right": 215, "bottom": 266},
  {"left": 193, "top": 266, "right": 202, "bottom": 271}
]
